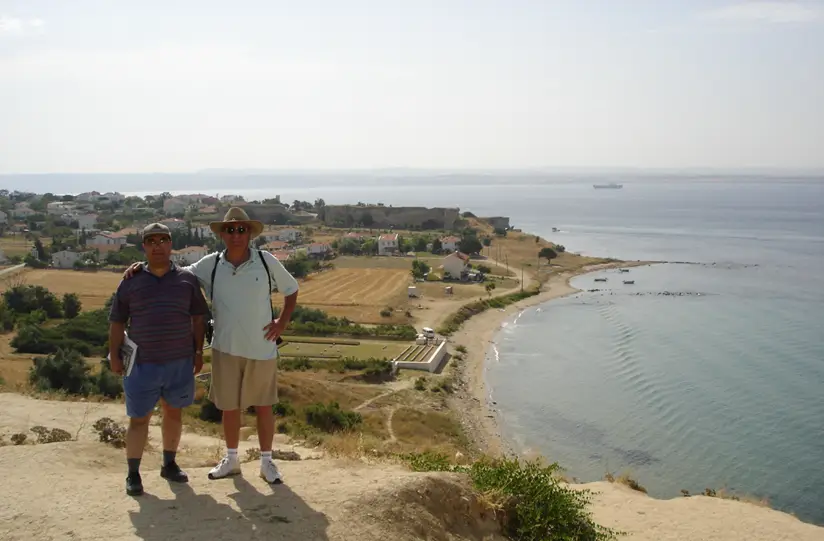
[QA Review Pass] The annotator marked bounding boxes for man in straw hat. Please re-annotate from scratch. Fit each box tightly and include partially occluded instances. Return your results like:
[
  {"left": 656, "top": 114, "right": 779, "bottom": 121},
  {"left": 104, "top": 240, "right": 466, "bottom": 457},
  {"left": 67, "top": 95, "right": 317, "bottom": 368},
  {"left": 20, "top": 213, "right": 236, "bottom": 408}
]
[{"left": 123, "top": 207, "right": 299, "bottom": 484}]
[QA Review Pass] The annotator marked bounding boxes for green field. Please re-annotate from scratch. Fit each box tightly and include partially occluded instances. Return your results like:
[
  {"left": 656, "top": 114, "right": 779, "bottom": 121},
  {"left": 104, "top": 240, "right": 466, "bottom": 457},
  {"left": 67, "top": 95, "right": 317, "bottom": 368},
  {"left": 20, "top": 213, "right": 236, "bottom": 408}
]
[{"left": 277, "top": 338, "right": 410, "bottom": 360}]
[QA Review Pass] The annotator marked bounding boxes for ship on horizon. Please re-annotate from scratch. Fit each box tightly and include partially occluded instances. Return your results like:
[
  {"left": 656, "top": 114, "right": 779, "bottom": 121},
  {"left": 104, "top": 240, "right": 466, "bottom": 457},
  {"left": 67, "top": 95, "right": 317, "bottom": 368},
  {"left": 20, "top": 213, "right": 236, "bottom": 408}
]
[{"left": 593, "top": 182, "right": 623, "bottom": 189}]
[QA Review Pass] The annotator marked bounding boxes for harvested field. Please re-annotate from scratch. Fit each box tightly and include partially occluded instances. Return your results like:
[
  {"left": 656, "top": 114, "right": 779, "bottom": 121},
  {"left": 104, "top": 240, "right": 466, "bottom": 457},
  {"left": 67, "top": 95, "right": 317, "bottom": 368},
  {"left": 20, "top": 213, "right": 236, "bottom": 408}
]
[
  {"left": 0, "top": 237, "right": 34, "bottom": 257},
  {"left": 278, "top": 339, "right": 409, "bottom": 360},
  {"left": 296, "top": 268, "right": 411, "bottom": 324},
  {"left": 1, "top": 269, "right": 121, "bottom": 310}
]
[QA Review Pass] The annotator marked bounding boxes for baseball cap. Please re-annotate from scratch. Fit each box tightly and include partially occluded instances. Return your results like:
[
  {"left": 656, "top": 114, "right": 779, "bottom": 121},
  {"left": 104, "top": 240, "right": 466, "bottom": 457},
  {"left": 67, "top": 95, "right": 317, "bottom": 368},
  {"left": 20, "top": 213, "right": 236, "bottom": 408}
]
[{"left": 142, "top": 223, "right": 171, "bottom": 240}]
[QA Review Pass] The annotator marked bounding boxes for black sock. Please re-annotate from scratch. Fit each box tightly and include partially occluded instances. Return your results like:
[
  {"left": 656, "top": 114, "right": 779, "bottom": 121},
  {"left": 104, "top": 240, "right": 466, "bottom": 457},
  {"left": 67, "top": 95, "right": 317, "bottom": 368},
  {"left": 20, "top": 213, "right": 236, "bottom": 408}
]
[
  {"left": 127, "top": 458, "right": 141, "bottom": 475},
  {"left": 163, "top": 450, "right": 176, "bottom": 466}
]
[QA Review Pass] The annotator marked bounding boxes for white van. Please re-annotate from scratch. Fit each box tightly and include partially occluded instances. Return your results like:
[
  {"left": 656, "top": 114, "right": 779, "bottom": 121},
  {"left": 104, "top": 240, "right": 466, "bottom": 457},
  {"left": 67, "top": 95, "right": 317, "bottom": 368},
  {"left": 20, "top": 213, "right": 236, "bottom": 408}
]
[{"left": 422, "top": 327, "right": 435, "bottom": 339}]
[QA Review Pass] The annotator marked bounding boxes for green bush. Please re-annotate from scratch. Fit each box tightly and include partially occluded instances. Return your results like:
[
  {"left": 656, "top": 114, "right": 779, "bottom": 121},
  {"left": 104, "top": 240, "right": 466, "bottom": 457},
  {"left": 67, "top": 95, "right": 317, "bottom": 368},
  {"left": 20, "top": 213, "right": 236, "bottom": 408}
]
[
  {"left": 414, "top": 376, "right": 427, "bottom": 391},
  {"left": 95, "top": 365, "right": 123, "bottom": 398},
  {"left": 273, "top": 400, "right": 296, "bottom": 417},
  {"left": 62, "top": 293, "right": 82, "bottom": 319},
  {"left": 11, "top": 309, "right": 109, "bottom": 356},
  {"left": 199, "top": 398, "right": 222, "bottom": 423},
  {"left": 304, "top": 401, "right": 362, "bottom": 433},
  {"left": 406, "top": 453, "right": 619, "bottom": 541},
  {"left": 29, "top": 349, "right": 95, "bottom": 395},
  {"left": 3, "top": 285, "right": 62, "bottom": 318},
  {"left": 437, "top": 288, "right": 540, "bottom": 336}
]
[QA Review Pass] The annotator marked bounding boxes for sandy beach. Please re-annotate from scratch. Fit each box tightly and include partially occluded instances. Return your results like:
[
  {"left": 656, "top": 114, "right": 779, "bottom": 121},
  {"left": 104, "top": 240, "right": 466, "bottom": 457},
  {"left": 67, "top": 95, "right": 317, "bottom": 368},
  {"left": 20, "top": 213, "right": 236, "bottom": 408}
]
[{"left": 448, "top": 260, "right": 654, "bottom": 457}]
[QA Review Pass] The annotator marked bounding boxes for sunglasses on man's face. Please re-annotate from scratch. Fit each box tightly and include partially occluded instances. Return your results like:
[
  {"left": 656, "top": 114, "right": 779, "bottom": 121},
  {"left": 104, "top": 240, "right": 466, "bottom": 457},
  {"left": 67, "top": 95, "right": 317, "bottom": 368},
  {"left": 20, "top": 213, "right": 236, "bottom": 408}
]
[
  {"left": 223, "top": 225, "right": 249, "bottom": 235},
  {"left": 144, "top": 237, "right": 170, "bottom": 247}
]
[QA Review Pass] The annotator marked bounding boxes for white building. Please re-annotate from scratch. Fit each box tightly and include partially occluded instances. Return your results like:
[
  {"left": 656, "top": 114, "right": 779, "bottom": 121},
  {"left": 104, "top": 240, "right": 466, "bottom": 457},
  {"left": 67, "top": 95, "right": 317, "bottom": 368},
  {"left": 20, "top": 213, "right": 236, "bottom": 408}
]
[
  {"left": 51, "top": 250, "right": 83, "bottom": 269},
  {"left": 76, "top": 192, "right": 102, "bottom": 202},
  {"left": 0, "top": 210, "right": 7, "bottom": 225},
  {"left": 13, "top": 204, "right": 36, "bottom": 218},
  {"left": 46, "top": 201, "right": 76, "bottom": 216},
  {"left": 440, "top": 235, "right": 460, "bottom": 253},
  {"left": 102, "top": 192, "right": 125, "bottom": 203},
  {"left": 75, "top": 214, "right": 98, "bottom": 230},
  {"left": 307, "top": 243, "right": 331, "bottom": 257},
  {"left": 442, "top": 252, "right": 470, "bottom": 279},
  {"left": 192, "top": 225, "right": 215, "bottom": 239},
  {"left": 171, "top": 246, "right": 208, "bottom": 265},
  {"left": 378, "top": 233, "right": 399, "bottom": 256},
  {"left": 275, "top": 228, "right": 302, "bottom": 243}
]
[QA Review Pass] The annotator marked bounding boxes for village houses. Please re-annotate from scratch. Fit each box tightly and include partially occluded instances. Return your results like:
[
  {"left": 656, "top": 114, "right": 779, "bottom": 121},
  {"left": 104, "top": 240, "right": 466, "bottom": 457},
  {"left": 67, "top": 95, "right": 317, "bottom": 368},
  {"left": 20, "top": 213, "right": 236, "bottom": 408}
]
[
  {"left": 87, "top": 231, "right": 128, "bottom": 254},
  {"left": 442, "top": 251, "right": 470, "bottom": 279},
  {"left": 0, "top": 210, "right": 7, "bottom": 225},
  {"left": 262, "top": 240, "right": 289, "bottom": 252},
  {"left": 46, "top": 201, "right": 77, "bottom": 216},
  {"left": 440, "top": 236, "right": 460, "bottom": 253},
  {"left": 159, "top": 218, "right": 187, "bottom": 231},
  {"left": 378, "top": 233, "right": 399, "bottom": 256},
  {"left": 13, "top": 203, "right": 35, "bottom": 218}
]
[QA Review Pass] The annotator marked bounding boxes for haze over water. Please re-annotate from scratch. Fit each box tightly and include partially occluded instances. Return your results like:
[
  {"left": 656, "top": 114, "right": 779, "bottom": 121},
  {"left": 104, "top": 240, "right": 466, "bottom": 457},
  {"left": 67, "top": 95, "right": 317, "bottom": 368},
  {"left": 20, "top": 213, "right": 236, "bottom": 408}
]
[{"left": 4, "top": 173, "right": 823, "bottom": 522}]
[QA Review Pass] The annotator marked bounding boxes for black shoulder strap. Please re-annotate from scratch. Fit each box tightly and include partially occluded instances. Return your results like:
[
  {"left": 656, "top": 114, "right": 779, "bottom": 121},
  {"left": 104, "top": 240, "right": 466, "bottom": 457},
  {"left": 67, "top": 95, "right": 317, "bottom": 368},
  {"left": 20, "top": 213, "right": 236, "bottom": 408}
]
[
  {"left": 210, "top": 251, "right": 222, "bottom": 302},
  {"left": 258, "top": 250, "right": 276, "bottom": 319}
]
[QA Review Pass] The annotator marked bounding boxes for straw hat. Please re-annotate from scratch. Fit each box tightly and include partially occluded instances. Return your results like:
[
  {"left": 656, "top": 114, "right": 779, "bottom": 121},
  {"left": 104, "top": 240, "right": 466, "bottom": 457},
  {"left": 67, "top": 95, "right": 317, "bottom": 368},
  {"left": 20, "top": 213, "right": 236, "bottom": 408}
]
[{"left": 209, "top": 207, "right": 264, "bottom": 238}]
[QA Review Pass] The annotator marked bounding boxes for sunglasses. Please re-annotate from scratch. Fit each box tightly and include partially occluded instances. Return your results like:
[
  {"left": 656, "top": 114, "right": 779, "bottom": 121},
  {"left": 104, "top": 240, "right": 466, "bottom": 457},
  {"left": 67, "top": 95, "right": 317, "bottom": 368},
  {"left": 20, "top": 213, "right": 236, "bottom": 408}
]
[
  {"left": 223, "top": 225, "right": 249, "bottom": 235},
  {"left": 144, "top": 237, "right": 170, "bottom": 246}
]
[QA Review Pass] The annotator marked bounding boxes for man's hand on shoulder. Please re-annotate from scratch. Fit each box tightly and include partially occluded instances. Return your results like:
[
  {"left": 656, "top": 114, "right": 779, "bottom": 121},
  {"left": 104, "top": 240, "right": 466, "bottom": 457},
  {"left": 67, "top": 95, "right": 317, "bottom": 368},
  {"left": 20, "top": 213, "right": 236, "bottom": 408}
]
[{"left": 122, "top": 262, "right": 143, "bottom": 280}]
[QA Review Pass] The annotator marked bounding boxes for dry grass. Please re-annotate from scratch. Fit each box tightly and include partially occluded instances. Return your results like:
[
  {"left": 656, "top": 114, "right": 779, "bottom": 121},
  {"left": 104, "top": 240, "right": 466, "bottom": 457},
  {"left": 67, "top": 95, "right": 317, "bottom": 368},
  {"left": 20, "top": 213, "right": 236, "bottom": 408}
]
[
  {"left": 392, "top": 407, "right": 465, "bottom": 448},
  {"left": 605, "top": 471, "right": 648, "bottom": 494},
  {"left": 0, "top": 236, "right": 34, "bottom": 257},
  {"left": 278, "top": 339, "right": 409, "bottom": 360},
  {"left": 0, "top": 269, "right": 122, "bottom": 311}
]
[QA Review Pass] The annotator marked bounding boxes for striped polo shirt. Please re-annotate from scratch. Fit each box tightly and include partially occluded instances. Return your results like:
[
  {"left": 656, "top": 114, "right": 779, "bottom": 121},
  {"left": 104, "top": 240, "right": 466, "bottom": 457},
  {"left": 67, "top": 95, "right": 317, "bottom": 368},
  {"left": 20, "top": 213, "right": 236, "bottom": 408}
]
[{"left": 109, "top": 263, "right": 208, "bottom": 364}]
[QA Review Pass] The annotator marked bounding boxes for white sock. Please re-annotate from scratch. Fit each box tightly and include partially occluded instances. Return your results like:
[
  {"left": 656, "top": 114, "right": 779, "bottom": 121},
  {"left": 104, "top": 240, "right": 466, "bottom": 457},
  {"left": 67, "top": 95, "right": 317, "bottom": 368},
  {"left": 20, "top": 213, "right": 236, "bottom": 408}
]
[
  {"left": 227, "top": 448, "right": 238, "bottom": 462},
  {"left": 261, "top": 450, "right": 272, "bottom": 464}
]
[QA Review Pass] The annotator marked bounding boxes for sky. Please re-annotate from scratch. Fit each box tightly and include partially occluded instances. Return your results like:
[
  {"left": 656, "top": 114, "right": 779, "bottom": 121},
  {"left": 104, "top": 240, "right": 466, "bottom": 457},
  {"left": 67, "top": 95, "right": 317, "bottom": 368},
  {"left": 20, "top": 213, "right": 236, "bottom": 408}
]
[{"left": 1, "top": 0, "right": 823, "bottom": 173}]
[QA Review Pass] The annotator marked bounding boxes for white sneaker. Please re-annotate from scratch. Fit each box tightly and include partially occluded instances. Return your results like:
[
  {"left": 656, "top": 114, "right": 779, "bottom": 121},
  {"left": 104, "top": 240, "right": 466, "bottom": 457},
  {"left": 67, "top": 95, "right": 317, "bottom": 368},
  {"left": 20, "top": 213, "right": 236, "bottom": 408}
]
[
  {"left": 260, "top": 459, "right": 283, "bottom": 484},
  {"left": 208, "top": 456, "right": 241, "bottom": 480}
]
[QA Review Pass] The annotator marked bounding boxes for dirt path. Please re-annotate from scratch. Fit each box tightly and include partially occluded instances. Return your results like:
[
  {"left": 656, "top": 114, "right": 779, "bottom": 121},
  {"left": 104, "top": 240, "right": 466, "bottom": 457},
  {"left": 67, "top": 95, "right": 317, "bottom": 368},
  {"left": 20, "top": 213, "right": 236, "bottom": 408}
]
[
  {"left": 353, "top": 380, "right": 413, "bottom": 412},
  {"left": 385, "top": 407, "right": 398, "bottom": 443}
]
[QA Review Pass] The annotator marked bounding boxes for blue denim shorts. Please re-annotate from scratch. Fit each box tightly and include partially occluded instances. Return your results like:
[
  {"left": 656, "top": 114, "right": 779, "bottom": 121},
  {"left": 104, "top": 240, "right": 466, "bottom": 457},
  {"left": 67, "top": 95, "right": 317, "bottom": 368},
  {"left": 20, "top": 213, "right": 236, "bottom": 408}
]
[{"left": 123, "top": 358, "right": 195, "bottom": 418}]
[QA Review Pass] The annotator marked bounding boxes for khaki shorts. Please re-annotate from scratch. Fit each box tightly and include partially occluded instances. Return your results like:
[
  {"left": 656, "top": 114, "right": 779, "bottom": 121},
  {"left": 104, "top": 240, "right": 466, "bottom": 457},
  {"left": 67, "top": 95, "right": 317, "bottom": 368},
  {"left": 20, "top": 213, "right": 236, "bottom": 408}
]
[{"left": 208, "top": 350, "right": 278, "bottom": 411}]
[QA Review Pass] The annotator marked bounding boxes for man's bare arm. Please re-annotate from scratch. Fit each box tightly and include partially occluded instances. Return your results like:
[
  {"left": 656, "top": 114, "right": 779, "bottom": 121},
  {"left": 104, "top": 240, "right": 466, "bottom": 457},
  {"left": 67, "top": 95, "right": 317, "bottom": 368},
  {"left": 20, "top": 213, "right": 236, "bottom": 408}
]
[
  {"left": 192, "top": 315, "right": 205, "bottom": 352},
  {"left": 280, "top": 291, "right": 298, "bottom": 327}
]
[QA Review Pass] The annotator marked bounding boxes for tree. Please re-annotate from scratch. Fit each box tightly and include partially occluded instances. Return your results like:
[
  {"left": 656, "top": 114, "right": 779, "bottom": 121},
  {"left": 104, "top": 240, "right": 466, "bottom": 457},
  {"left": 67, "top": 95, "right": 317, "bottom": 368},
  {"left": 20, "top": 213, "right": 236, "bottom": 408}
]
[
  {"left": 411, "top": 260, "right": 430, "bottom": 279},
  {"left": 432, "top": 238, "right": 443, "bottom": 253},
  {"left": 535, "top": 235, "right": 540, "bottom": 243},
  {"left": 62, "top": 293, "right": 82, "bottom": 319},
  {"left": 361, "top": 238, "right": 378, "bottom": 255},
  {"left": 485, "top": 282, "right": 496, "bottom": 296},
  {"left": 482, "top": 237, "right": 492, "bottom": 247},
  {"left": 3, "top": 285, "right": 63, "bottom": 318},
  {"left": 33, "top": 237, "right": 48, "bottom": 261},
  {"left": 338, "top": 238, "right": 361, "bottom": 255},
  {"left": 360, "top": 213, "right": 374, "bottom": 228},
  {"left": 458, "top": 236, "right": 483, "bottom": 255},
  {"left": 314, "top": 198, "right": 326, "bottom": 209},
  {"left": 413, "top": 237, "right": 428, "bottom": 252},
  {"left": 539, "top": 247, "right": 557, "bottom": 264}
]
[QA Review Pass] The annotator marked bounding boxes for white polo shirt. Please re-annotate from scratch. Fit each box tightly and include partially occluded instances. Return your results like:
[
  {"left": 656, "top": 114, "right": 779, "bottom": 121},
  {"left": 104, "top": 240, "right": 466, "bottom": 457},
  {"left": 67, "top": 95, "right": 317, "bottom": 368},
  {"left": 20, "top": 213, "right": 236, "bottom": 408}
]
[{"left": 187, "top": 250, "right": 299, "bottom": 361}]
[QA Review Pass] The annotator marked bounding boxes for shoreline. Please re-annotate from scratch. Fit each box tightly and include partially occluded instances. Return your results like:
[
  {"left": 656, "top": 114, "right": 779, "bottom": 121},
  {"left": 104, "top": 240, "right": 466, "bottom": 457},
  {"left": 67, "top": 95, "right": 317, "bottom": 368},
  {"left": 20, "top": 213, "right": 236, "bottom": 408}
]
[{"left": 447, "top": 260, "right": 655, "bottom": 457}]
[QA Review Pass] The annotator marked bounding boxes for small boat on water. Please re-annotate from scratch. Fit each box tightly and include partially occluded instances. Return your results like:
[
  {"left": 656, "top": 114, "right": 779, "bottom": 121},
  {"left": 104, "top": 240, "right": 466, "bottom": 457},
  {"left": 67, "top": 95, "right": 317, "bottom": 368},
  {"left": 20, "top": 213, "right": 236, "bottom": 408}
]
[
  {"left": 594, "top": 277, "right": 608, "bottom": 282},
  {"left": 623, "top": 280, "right": 635, "bottom": 285},
  {"left": 619, "top": 268, "right": 630, "bottom": 273}
]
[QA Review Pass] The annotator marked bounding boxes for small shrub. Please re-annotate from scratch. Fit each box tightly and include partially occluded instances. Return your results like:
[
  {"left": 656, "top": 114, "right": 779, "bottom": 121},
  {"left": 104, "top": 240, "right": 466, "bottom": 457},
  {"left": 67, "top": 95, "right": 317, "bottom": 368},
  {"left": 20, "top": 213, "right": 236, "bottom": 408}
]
[
  {"left": 455, "top": 345, "right": 468, "bottom": 354},
  {"left": 95, "top": 365, "right": 123, "bottom": 398},
  {"left": 273, "top": 400, "right": 296, "bottom": 417},
  {"left": 30, "top": 426, "right": 72, "bottom": 444},
  {"left": 245, "top": 448, "right": 261, "bottom": 462},
  {"left": 199, "top": 399, "right": 223, "bottom": 423},
  {"left": 93, "top": 417, "right": 126, "bottom": 448},
  {"left": 11, "top": 433, "right": 27, "bottom": 445},
  {"left": 304, "top": 401, "right": 362, "bottom": 433},
  {"left": 0, "top": 374, "right": 6, "bottom": 387},
  {"left": 431, "top": 380, "right": 453, "bottom": 394},
  {"left": 605, "top": 471, "right": 647, "bottom": 494},
  {"left": 62, "top": 293, "right": 82, "bottom": 319},
  {"left": 29, "top": 348, "right": 94, "bottom": 395},
  {"left": 414, "top": 377, "right": 427, "bottom": 391},
  {"left": 379, "top": 308, "right": 392, "bottom": 318}
]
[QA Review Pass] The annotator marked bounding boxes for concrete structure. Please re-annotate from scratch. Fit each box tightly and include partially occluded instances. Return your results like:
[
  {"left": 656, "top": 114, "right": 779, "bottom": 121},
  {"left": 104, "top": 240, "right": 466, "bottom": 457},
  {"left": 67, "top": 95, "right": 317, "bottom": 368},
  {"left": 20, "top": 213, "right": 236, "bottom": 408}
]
[
  {"left": 378, "top": 233, "right": 399, "bottom": 256},
  {"left": 51, "top": 250, "right": 83, "bottom": 269},
  {"left": 261, "top": 240, "right": 289, "bottom": 251},
  {"left": 160, "top": 218, "right": 188, "bottom": 231},
  {"left": 171, "top": 245, "right": 208, "bottom": 265},
  {"left": 442, "top": 252, "right": 469, "bottom": 278},
  {"left": 483, "top": 216, "right": 511, "bottom": 230},
  {"left": 393, "top": 340, "right": 448, "bottom": 373},
  {"left": 342, "top": 231, "right": 366, "bottom": 241},
  {"left": 270, "top": 250, "right": 292, "bottom": 262},
  {"left": 440, "top": 236, "right": 460, "bottom": 253},
  {"left": 323, "top": 205, "right": 460, "bottom": 230},
  {"left": 46, "top": 201, "right": 76, "bottom": 216},
  {"left": 228, "top": 203, "right": 291, "bottom": 224}
]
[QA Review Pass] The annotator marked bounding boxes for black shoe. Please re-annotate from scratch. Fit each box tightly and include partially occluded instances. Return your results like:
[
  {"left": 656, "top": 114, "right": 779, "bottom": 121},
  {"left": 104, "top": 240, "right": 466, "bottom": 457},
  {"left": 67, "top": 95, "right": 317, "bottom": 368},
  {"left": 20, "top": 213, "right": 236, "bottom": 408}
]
[
  {"left": 126, "top": 472, "right": 144, "bottom": 496},
  {"left": 160, "top": 461, "right": 189, "bottom": 483}
]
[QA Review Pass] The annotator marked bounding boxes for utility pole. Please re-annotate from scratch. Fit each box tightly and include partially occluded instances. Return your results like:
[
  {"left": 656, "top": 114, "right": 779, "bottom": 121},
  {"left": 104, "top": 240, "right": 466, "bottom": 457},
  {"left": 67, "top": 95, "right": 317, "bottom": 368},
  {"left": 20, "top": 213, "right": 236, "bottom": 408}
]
[{"left": 505, "top": 254, "right": 509, "bottom": 273}]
